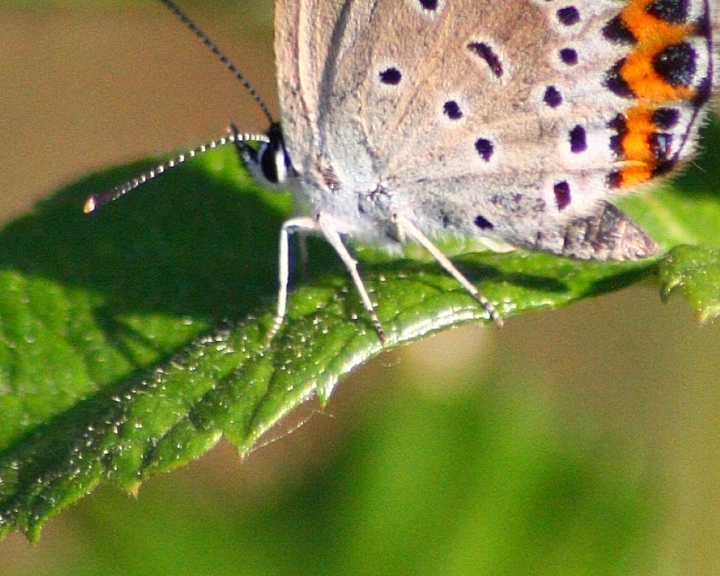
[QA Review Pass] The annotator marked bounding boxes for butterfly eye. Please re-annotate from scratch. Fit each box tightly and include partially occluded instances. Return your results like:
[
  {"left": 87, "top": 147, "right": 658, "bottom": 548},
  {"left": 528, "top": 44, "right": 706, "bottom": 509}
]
[{"left": 258, "top": 129, "right": 292, "bottom": 185}]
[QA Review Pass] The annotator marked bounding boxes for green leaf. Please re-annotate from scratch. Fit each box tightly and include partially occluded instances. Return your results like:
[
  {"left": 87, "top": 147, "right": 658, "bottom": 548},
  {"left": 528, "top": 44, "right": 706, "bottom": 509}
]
[
  {"left": 0, "top": 116, "right": 719, "bottom": 541},
  {"left": 658, "top": 245, "right": 720, "bottom": 323}
]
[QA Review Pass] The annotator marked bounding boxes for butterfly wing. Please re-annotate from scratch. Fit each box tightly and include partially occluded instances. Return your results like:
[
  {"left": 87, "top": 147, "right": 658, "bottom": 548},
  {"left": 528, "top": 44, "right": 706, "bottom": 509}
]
[{"left": 275, "top": 0, "right": 714, "bottom": 260}]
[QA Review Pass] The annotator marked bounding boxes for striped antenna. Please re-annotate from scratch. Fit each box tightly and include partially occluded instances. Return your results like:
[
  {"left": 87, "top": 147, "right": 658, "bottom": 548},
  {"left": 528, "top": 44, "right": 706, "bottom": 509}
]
[
  {"left": 84, "top": 131, "right": 269, "bottom": 213},
  {"left": 158, "top": 0, "right": 274, "bottom": 124}
]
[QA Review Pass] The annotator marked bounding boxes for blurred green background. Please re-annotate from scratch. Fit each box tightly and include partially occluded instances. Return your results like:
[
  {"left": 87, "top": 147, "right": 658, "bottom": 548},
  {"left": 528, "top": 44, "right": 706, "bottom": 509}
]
[{"left": 2, "top": 1, "right": 720, "bottom": 574}]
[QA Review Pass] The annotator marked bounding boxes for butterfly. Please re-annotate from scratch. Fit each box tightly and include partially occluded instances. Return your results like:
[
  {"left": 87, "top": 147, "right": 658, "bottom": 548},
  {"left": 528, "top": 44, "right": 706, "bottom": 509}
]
[{"left": 87, "top": 0, "right": 716, "bottom": 342}]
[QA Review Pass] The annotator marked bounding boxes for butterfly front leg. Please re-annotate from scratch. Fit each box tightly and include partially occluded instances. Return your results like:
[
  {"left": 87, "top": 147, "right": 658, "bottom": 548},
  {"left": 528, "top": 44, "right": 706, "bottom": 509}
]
[{"left": 271, "top": 214, "right": 387, "bottom": 343}]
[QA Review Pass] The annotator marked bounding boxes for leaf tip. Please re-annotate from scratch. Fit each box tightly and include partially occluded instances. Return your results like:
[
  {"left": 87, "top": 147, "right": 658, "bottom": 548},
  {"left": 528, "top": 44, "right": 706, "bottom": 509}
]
[
  {"left": 125, "top": 481, "right": 141, "bottom": 498},
  {"left": 698, "top": 304, "right": 720, "bottom": 324}
]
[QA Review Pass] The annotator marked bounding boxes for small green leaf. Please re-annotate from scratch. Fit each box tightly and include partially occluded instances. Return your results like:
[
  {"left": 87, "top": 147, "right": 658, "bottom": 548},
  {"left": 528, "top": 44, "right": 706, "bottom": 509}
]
[
  {"left": 658, "top": 245, "right": 720, "bottom": 323},
  {"left": 0, "top": 116, "right": 718, "bottom": 540}
]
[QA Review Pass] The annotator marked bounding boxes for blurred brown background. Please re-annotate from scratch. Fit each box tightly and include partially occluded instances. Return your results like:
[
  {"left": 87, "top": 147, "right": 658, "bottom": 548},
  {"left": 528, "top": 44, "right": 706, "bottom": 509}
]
[{"left": 2, "top": 2, "right": 720, "bottom": 574}]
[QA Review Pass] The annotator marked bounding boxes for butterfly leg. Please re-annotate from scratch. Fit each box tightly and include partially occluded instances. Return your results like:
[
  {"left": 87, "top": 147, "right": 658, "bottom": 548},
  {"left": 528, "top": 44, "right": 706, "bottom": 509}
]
[
  {"left": 316, "top": 214, "right": 387, "bottom": 343},
  {"left": 393, "top": 214, "right": 503, "bottom": 326},
  {"left": 297, "top": 231, "right": 310, "bottom": 276},
  {"left": 270, "top": 215, "right": 387, "bottom": 343},
  {"left": 269, "top": 216, "right": 318, "bottom": 341}
]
